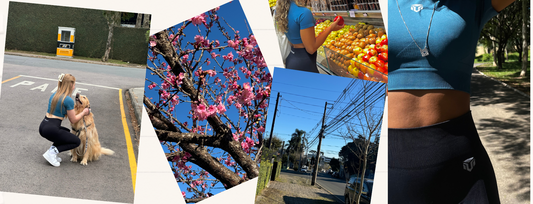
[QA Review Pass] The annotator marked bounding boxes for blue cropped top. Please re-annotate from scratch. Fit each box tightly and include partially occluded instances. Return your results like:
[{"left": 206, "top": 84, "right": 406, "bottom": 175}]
[
  {"left": 388, "top": 0, "right": 498, "bottom": 94},
  {"left": 47, "top": 92, "right": 74, "bottom": 117},
  {"left": 286, "top": 1, "right": 315, "bottom": 44}
]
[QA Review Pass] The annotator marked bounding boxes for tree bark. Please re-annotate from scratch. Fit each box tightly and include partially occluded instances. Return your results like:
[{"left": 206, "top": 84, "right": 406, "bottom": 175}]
[
  {"left": 520, "top": 0, "right": 527, "bottom": 77},
  {"left": 135, "top": 14, "right": 142, "bottom": 28},
  {"left": 102, "top": 12, "right": 119, "bottom": 62},
  {"left": 142, "top": 14, "right": 151, "bottom": 28}
]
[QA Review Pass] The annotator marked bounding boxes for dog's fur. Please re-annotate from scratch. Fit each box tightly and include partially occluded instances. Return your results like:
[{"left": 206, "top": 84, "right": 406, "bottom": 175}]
[{"left": 70, "top": 93, "right": 114, "bottom": 165}]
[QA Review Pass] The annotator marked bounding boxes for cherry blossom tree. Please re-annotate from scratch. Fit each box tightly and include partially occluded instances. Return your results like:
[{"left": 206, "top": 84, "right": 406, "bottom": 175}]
[{"left": 143, "top": 5, "right": 271, "bottom": 203}]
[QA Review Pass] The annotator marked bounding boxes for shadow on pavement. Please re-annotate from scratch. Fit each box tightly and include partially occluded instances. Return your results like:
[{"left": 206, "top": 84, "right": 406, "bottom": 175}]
[
  {"left": 470, "top": 69, "right": 530, "bottom": 201},
  {"left": 283, "top": 194, "right": 342, "bottom": 204},
  {"left": 471, "top": 69, "right": 530, "bottom": 116}
]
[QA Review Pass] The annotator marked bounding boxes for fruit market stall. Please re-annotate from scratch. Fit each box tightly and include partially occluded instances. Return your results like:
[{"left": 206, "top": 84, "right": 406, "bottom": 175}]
[
  {"left": 268, "top": 0, "right": 387, "bottom": 83},
  {"left": 313, "top": 2, "right": 387, "bottom": 83}
]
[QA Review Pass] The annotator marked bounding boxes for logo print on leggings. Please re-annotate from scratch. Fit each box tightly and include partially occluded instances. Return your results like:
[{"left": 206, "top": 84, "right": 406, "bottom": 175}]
[
  {"left": 411, "top": 4, "right": 423, "bottom": 12},
  {"left": 463, "top": 157, "right": 475, "bottom": 172}
]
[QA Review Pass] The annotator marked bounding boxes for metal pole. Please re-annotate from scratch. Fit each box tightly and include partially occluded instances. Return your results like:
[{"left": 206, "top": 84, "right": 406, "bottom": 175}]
[
  {"left": 268, "top": 92, "right": 280, "bottom": 148},
  {"left": 311, "top": 102, "right": 328, "bottom": 185}
]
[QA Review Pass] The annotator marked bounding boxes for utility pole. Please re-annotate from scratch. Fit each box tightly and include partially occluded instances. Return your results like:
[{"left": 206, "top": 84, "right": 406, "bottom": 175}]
[
  {"left": 268, "top": 92, "right": 280, "bottom": 148},
  {"left": 312, "top": 102, "right": 328, "bottom": 186}
]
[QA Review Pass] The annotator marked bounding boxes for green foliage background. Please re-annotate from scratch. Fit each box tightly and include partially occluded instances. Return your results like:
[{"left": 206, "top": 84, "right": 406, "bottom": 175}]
[{"left": 5, "top": 2, "right": 148, "bottom": 64}]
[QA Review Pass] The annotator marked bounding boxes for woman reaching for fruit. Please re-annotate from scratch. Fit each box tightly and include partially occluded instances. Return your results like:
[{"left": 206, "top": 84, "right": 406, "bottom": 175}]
[
  {"left": 388, "top": 0, "right": 516, "bottom": 203},
  {"left": 274, "top": 0, "right": 343, "bottom": 73}
]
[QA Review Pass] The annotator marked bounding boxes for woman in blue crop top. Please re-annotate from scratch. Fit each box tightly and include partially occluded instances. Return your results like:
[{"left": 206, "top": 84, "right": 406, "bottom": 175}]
[
  {"left": 274, "top": 0, "right": 343, "bottom": 73},
  {"left": 39, "top": 73, "right": 89, "bottom": 167},
  {"left": 388, "top": 0, "right": 516, "bottom": 203}
]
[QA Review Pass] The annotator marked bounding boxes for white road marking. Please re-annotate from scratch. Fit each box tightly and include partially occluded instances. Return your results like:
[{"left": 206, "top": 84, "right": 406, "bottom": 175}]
[
  {"left": 19, "top": 75, "right": 121, "bottom": 90},
  {"left": 30, "top": 83, "right": 49, "bottom": 92}
]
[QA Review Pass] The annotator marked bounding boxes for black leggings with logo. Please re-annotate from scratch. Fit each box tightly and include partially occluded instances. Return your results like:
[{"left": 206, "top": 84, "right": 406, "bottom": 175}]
[
  {"left": 285, "top": 47, "right": 318, "bottom": 73},
  {"left": 39, "top": 116, "right": 80, "bottom": 152},
  {"left": 388, "top": 111, "right": 500, "bottom": 204}
]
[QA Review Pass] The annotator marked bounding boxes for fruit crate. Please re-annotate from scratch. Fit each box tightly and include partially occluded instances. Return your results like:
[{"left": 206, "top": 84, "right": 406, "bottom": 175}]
[{"left": 322, "top": 46, "right": 387, "bottom": 83}]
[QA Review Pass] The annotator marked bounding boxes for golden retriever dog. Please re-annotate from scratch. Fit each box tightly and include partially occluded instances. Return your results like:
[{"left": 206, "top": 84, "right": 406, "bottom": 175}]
[{"left": 70, "top": 93, "right": 114, "bottom": 165}]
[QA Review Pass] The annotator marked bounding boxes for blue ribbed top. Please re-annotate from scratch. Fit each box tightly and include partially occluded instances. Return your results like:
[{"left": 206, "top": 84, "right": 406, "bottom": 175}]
[{"left": 388, "top": 0, "right": 498, "bottom": 94}]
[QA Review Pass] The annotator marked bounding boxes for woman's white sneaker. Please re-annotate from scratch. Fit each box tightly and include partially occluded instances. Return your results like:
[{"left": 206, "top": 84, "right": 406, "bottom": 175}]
[{"left": 43, "top": 147, "right": 60, "bottom": 167}]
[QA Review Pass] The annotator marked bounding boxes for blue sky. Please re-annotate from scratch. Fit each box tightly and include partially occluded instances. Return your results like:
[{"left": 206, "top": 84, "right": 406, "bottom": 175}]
[{"left": 265, "top": 68, "right": 386, "bottom": 159}]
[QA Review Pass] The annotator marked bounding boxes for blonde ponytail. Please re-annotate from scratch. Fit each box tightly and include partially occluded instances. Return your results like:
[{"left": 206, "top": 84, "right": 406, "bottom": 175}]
[{"left": 49, "top": 73, "right": 76, "bottom": 115}]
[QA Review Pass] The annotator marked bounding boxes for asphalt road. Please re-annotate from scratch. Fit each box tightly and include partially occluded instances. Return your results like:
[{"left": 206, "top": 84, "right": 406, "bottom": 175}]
[
  {"left": 0, "top": 55, "right": 145, "bottom": 203},
  {"left": 284, "top": 170, "right": 347, "bottom": 203}
]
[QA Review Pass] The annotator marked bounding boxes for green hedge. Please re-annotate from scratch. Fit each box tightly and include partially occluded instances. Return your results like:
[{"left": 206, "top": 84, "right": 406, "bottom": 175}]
[
  {"left": 6, "top": 2, "right": 148, "bottom": 64},
  {"left": 271, "top": 160, "right": 282, "bottom": 181},
  {"left": 256, "top": 158, "right": 273, "bottom": 195}
]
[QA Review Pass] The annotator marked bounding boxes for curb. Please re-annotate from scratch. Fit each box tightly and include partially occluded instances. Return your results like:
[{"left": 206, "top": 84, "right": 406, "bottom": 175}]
[
  {"left": 128, "top": 87, "right": 144, "bottom": 125},
  {"left": 316, "top": 182, "right": 345, "bottom": 204},
  {"left": 473, "top": 67, "right": 530, "bottom": 98},
  {"left": 5, "top": 52, "right": 146, "bottom": 69}
]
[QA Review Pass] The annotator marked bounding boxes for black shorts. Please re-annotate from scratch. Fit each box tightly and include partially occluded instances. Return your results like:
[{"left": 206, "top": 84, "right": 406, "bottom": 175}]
[
  {"left": 285, "top": 47, "right": 318, "bottom": 73},
  {"left": 388, "top": 111, "right": 500, "bottom": 204}
]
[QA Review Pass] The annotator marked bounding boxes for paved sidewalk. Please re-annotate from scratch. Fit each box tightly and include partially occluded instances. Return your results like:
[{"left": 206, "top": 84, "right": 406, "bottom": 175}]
[
  {"left": 470, "top": 68, "right": 530, "bottom": 204},
  {"left": 255, "top": 171, "right": 340, "bottom": 204},
  {"left": 4, "top": 51, "right": 145, "bottom": 69}
]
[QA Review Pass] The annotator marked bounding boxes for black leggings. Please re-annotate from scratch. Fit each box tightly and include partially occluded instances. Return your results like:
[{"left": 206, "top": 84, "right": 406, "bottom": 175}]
[
  {"left": 285, "top": 47, "right": 318, "bottom": 73},
  {"left": 39, "top": 116, "right": 80, "bottom": 152},
  {"left": 389, "top": 111, "right": 500, "bottom": 204}
]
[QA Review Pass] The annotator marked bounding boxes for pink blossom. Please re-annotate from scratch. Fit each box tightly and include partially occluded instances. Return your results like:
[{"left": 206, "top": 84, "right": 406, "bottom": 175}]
[
  {"left": 211, "top": 52, "right": 218, "bottom": 59},
  {"left": 207, "top": 105, "right": 217, "bottom": 116},
  {"left": 223, "top": 52, "right": 234, "bottom": 62},
  {"left": 245, "top": 137, "right": 255, "bottom": 148},
  {"left": 215, "top": 40, "right": 220, "bottom": 47},
  {"left": 257, "top": 126, "right": 265, "bottom": 133},
  {"left": 176, "top": 73, "right": 184, "bottom": 86},
  {"left": 227, "top": 40, "right": 235, "bottom": 48},
  {"left": 149, "top": 41, "right": 156, "bottom": 47},
  {"left": 217, "top": 103, "right": 226, "bottom": 114},
  {"left": 190, "top": 14, "right": 206, "bottom": 26},
  {"left": 148, "top": 83, "right": 157, "bottom": 90},
  {"left": 160, "top": 90, "right": 170, "bottom": 100},
  {"left": 232, "top": 133, "right": 240, "bottom": 141},
  {"left": 182, "top": 191, "right": 186, "bottom": 198},
  {"left": 171, "top": 95, "right": 179, "bottom": 106},
  {"left": 237, "top": 83, "right": 254, "bottom": 106},
  {"left": 194, "top": 103, "right": 209, "bottom": 121},
  {"left": 241, "top": 141, "right": 250, "bottom": 153},
  {"left": 194, "top": 35, "right": 204, "bottom": 44},
  {"left": 227, "top": 95, "right": 236, "bottom": 105},
  {"left": 161, "top": 81, "right": 171, "bottom": 89}
]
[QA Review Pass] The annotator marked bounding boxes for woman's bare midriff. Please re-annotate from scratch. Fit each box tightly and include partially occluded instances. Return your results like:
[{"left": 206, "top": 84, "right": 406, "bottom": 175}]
[
  {"left": 388, "top": 90, "right": 471, "bottom": 128},
  {"left": 292, "top": 43, "right": 305, "bottom": 48},
  {"left": 46, "top": 112, "right": 64, "bottom": 120}
]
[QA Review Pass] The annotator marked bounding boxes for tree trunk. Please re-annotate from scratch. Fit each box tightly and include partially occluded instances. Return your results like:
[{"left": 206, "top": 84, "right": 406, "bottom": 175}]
[
  {"left": 135, "top": 14, "right": 142, "bottom": 28},
  {"left": 353, "top": 137, "right": 371, "bottom": 204},
  {"left": 142, "top": 14, "right": 151, "bottom": 28},
  {"left": 102, "top": 23, "right": 114, "bottom": 62},
  {"left": 102, "top": 12, "right": 119, "bottom": 62},
  {"left": 492, "top": 41, "right": 498, "bottom": 66},
  {"left": 520, "top": 0, "right": 527, "bottom": 77}
]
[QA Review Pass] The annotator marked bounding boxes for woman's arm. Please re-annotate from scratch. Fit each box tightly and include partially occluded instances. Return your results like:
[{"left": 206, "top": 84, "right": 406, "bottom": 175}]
[
  {"left": 67, "top": 108, "right": 89, "bottom": 124},
  {"left": 300, "top": 19, "right": 343, "bottom": 54},
  {"left": 492, "top": 0, "right": 516, "bottom": 12}
]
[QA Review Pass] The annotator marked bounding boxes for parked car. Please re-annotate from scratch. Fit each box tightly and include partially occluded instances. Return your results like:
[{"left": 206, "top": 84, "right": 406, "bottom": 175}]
[
  {"left": 344, "top": 175, "right": 373, "bottom": 204},
  {"left": 300, "top": 167, "right": 307, "bottom": 172}
]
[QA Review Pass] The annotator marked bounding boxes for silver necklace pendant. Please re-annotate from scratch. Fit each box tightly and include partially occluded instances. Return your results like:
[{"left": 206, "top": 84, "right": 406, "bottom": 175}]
[
  {"left": 411, "top": 4, "right": 423, "bottom": 12},
  {"left": 421, "top": 48, "right": 429, "bottom": 57}
]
